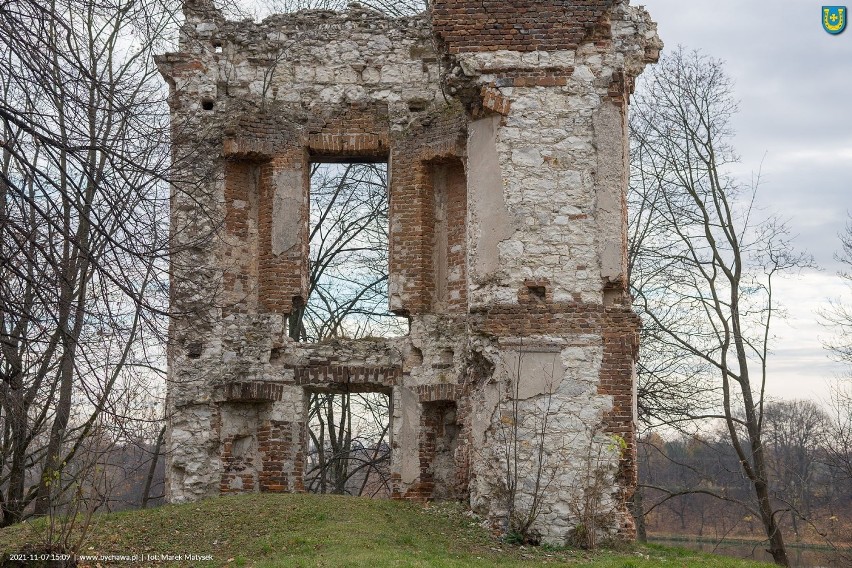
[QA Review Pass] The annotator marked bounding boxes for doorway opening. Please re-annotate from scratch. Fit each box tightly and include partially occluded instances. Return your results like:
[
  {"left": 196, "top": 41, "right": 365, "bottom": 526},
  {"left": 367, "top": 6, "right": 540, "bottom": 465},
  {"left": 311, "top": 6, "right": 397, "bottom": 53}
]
[{"left": 303, "top": 388, "right": 392, "bottom": 497}]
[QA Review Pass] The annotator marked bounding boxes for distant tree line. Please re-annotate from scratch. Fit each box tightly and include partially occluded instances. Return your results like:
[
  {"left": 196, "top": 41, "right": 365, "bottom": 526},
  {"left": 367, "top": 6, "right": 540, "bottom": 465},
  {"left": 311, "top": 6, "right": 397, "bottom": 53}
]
[{"left": 638, "top": 399, "right": 852, "bottom": 555}]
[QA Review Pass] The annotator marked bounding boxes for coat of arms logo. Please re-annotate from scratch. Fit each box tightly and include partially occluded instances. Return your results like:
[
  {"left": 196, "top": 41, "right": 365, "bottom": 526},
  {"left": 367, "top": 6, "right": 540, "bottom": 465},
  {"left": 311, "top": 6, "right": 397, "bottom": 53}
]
[{"left": 823, "top": 6, "right": 847, "bottom": 34}]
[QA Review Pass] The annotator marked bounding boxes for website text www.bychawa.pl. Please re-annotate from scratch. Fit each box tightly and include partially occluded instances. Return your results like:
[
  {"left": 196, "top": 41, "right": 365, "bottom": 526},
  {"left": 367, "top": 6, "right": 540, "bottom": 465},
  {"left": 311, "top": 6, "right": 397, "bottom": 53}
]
[
  {"left": 6, "top": 552, "right": 215, "bottom": 563},
  {"left": 81, "top": 553, "right": 215, "bottom": 563}
]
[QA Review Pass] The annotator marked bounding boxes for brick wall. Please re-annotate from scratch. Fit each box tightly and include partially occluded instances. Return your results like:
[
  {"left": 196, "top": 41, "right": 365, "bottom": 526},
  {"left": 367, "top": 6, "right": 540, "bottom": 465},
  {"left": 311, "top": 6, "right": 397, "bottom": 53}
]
[
  {"left": 223, "top": 160, "right": 260, "bottom": 312},
  {"left": 161, "top": 0, "right": 660, "bottom": 544},
  {"left": 389, "top": 107, "right": 467, "bottom": 315},
  {"left": 220, "top": 434, "right": 257, "bottom": 493},
  {"left": 307, "top": 104, "right": 390, "bottom": 161},
  {"left": 432, "top": 0, "right": 615, "bottom": 53},
  {"left": 224, "top": 381, "right": 288, "bottom": 402},
  {"left": 224, "top": 105, "right": 395, "bottom": 316},
  {"left": 403, "top": 400, "right": 464, "bottom": 501},
  {"left": 258, "top": 420, "right": 303, "bottom": 493},
  {"left": 257, "top": 149, "right": 309, "bottom": 314},
  {"left": 598, "top": 325, "right": 641, "bottom": 539},
  {"left": 428, "top": 158, "right": 468, "bottom": 314},
  {"left": 293, "top": 365, "right": 400, "bottom": 390}
]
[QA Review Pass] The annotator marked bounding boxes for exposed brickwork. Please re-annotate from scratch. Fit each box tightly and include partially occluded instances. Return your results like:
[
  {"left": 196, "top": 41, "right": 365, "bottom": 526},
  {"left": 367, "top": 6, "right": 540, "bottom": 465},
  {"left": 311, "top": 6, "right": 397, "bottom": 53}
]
[
  {"left": 414, "top": 384, "right": 465, "bottom": 402},
  {"left": 494, "top": 71, "right": 573, "bottom": 88},
  {"left": 599, "top": 325, "right": 641, "bottom": 539},
  {"left": 307, "top": 104, "right": 390, "bottom": 160},
  {"left": 444, "top": 159, "right": 468, "bottom": 313},
  {"left": 403, "top": 401, "right": 464, "bottom": 501},
  {"left": 223, "top": 161, "right": 255, "bottom": 240},
  {"left": 389, "top": 108, "right": 467, "bottom": 315},
  {"left": 159, "top": 0, "right": 660, "bottom": 546},
  {"left": 453, "top": 391, "right": 472, "bottom": 500},
  {"left": 474, "top": 299, "right": 640, "bottom": 338},
  {"left": 220, "top": 434, "right": 257, "bottom": 494},
  {"left": 258, "top": 420, "right": 301, "bottom": 492},
  {"left": 480, "top": 85, "right": 511, "bottom": 116},
  {"left": 222, "top": 371, "right": 401, "bottom": 399},
  {"left": 222, "top": 106, "right": 393, "bottom": 316},
  {"left": 426, "top": 158, "right": 468, "bottom": 313},
  {"left": 223, "top": 160, "right": 261, "bottom": 313},
  {"left": 222, "top": 113, "right": 300, "bottom": 160},
  {"left": 257, "top": 150, "right": 309, "bottom": 314},
  {"left": 432, "top": 0, "right": 615, "bottom": 53},
  {"left": 292, "top": 365, "right": 401, "bottom": 389},
  {"left": 606, "top": 70, "right": 632, "bottom": 107},
  {"left": 224, "top": 381, "right": 287, "bottom": 402}
]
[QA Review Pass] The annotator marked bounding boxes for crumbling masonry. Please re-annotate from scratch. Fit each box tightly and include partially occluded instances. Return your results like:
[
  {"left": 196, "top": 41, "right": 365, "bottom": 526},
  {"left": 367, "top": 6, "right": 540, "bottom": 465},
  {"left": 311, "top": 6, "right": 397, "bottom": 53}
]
[{"left": 157, "top": 0, "right": 660, "bottom": 543}]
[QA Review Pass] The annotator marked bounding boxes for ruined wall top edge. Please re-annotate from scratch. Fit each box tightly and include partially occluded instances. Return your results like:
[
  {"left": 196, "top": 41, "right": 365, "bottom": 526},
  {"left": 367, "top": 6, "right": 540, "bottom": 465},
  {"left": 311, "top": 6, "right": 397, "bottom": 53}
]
[
  {"left": 176, "top": 1, "right": 432, "bottom": 56},
  {"left": 171, "top": 0, "right": 660, "bottom": 63}
]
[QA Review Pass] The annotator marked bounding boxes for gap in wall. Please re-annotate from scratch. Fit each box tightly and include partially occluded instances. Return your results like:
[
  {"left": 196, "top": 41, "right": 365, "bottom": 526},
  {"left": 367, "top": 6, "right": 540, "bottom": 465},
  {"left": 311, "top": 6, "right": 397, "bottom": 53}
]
[
  {"left": 289, "top": 162, "right": 408, "bottom": 341},
  {"left": 304, "top": 389, "right": 392, "bottom": 498}
]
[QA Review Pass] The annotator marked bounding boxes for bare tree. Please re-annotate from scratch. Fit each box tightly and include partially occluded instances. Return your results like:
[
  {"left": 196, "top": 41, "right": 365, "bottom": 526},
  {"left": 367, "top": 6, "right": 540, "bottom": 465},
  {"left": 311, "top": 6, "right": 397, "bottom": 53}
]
[
  {"left": 639, "top": 417, "right": 852, "bottom": 564},
  {"left": 821, "top": 215, "right": 852, "bottom": 368},
  {"left": 823, "top": 381, "right": 852, "bottom": 487},
  {"left": 304, "top": 390, "right": 391, "bottom": 496},
  {"left": 293, "top": 162, "right": 400, "bottom": 495},
  {"left": 763, "top": 400, "right": 830, "bottom": 540},
  {"left": 0, "top": 0, "right": 171, "bottom": 527},
  {"left": 629, "top": 47, "right": 813, "bottom": 566},
  {"left": 817, "top": 215, "right": 852, "bottom": 532},
  {"left": 289, "top": 163, "right": 405, "bottom": 342}
]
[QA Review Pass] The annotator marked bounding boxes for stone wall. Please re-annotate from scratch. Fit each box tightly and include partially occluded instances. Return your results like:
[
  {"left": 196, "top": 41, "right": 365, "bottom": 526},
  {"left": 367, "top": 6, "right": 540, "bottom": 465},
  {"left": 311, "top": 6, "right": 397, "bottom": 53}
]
[{"left": 157, "top": 0, "right": 660, "bottom": 545}]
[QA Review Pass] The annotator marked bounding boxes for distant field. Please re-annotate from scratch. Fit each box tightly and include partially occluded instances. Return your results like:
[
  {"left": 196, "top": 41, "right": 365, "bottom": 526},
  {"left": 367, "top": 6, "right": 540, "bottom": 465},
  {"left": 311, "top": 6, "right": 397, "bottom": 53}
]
[{"left": 0, "top": 494, "right": 777, "bottom": 567}]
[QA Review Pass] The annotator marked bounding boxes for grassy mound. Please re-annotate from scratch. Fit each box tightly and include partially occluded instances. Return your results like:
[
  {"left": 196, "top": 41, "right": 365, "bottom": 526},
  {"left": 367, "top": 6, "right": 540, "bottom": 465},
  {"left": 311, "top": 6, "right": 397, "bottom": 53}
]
[{"left": 0, "top": 493, "right": 774, "bottom": 567}]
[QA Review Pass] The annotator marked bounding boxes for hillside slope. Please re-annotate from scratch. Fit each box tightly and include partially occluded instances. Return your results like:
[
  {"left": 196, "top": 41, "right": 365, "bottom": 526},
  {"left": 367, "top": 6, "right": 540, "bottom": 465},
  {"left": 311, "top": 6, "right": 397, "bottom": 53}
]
[{"left": 0, "top": 494, "right": 774, "bottom": 567}]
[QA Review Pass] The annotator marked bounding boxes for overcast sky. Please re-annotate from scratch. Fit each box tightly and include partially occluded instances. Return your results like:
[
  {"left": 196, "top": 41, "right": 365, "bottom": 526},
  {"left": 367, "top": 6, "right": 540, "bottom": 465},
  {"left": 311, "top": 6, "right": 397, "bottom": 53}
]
[
  {"left": 244, "top": 1, "right": 850, "bottom": 402},
  {"left": 637, "top": 0, "right": 852, "bottom": 403}
]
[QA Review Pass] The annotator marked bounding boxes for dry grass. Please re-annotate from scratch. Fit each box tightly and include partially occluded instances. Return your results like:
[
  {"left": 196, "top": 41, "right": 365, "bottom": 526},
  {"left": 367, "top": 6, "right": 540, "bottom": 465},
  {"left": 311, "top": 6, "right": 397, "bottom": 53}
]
[{"left": 0, "top": 494, "right": 777, "bottom": 567}]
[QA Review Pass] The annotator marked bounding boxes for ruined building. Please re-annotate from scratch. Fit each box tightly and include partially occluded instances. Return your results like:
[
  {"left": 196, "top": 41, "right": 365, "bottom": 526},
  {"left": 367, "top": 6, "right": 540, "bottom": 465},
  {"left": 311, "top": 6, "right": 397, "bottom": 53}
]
[{"left": 157, "top": 0, "right": 660, "bottom": 543}]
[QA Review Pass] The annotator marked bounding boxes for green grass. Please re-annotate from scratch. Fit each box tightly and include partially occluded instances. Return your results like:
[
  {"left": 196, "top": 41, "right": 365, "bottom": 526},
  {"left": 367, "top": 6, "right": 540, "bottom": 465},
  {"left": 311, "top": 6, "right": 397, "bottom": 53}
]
[{"left": 0, "top": 494, "right": 775, "bottom": 567}]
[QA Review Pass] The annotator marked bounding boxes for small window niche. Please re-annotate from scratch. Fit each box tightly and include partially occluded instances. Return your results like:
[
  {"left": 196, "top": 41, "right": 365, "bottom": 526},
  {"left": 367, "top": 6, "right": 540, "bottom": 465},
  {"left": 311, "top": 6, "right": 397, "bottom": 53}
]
[
  {"left": 421, "top": 400, "right": 461, "bottom": 500},
  {"left": 429, "top": 158, "right": 467, "bottom": 314}
]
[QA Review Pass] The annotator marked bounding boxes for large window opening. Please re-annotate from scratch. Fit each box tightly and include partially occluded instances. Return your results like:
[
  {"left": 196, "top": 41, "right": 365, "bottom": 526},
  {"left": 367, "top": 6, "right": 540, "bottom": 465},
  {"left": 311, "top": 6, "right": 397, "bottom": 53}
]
[
  {"left": 304, "top": 389, "right": 391, "bottom": 497},
  {"left": 288, "top": 162, "right": 407, "bottom": 341}
]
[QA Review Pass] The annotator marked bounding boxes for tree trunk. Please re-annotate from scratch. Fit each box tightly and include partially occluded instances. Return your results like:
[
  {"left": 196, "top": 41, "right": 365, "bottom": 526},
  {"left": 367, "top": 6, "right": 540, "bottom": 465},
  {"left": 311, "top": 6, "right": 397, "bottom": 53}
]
[
  {"left": 141, "top": 426, "right": 166, "bottom": 509},
  {"left": 632, "top": 486, "right": 647, "bottom": 542},
  {"left": 752, "top": 449, "right": 790, "bottom": 566}
]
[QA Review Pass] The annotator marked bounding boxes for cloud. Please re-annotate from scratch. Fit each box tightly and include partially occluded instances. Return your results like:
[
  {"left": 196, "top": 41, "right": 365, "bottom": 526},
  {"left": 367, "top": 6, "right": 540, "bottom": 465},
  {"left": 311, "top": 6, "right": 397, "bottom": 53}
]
[{"left": 637, "top": 1, "right": 852, "bottom": 403}]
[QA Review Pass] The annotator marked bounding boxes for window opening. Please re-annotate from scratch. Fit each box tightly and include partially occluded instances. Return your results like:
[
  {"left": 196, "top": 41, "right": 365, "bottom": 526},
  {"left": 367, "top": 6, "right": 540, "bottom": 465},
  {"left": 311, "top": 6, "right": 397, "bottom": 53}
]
[{"left": 289, "top": 162, "right": 407, "bottom": 341}]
